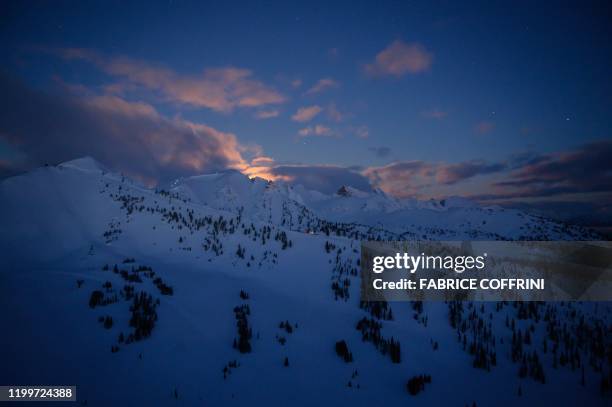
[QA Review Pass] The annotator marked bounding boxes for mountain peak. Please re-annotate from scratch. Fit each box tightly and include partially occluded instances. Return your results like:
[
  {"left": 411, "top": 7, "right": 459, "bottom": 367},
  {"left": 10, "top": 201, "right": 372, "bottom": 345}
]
[
  {"left": 58, "top": 156, "right": 107, "bottom": 172},
  {"left": 337, "top": 185, "right": 351, "bottom": 197},
  {"left": 336, "top": 185, "right": 370, "bottom": 198}
]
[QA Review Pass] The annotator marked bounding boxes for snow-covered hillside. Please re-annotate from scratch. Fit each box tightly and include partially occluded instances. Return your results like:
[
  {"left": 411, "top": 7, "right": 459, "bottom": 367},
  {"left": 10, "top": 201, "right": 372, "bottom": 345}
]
[{"left": 0, "top": 157, "right": 609, "bottom": 406}]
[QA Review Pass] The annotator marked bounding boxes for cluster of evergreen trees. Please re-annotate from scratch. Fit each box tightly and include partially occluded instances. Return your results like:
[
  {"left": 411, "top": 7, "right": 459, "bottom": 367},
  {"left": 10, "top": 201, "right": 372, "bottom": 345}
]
[
  {"left": 98, "top": 315, "right": 113, "bottom": 329},
  {"left": 447, "top": 299, "right": 612, "bottom": 398},
  {"left": 449, "top": 301, "right": 497, "bottom": 372},
  {"left": 120, "top": 269, "right": 142, "bottom": 283},
  {"left": 335, "top": 340, "right": 353, "bottom": 363},
  {"left": 356, "top": 317, "right": 401, "bottom": 363},
  {"left": 127, "top": 291, "right": 158, "bottom": 342},
  {"left": 89, "top": 290, "right": 118, "bottom": 308},
  {"left": 107, "top": 188, "right": 301, "bottom": 270},
  {"left": 411, "top": 301, "right": 428, "bottom": 326},
  {"left": 233, "top": 304, "right": 252, "bottom": 354},
  {"left": 518, "top": 350, "right": 545, "bottom": 383},
  {"left": 274, "top": 230, "right": 292, "bottom": 250},
  {"left": 406, "top": 374, "right": 431, "bottom": 395},
  {"left": 121, "top": 284, "right": 135, "bottom": 300},
  {"left": 274, "top": 317, "right": 296, "bottom": 346},
  {"left": 279, "top": 320, "right": 296, "bottom": 334},
  {"left": 328, "top": 244, "right": 357, "bottom": 301},
  {"left": 222, "top": 360, "right": 240, "bottom": 380},
  {"left": 102, "top": 219, "right": 122, "bottom": 243},
  {"left": 360, "top": 300, "right": 394, "bottom": 320},
  {"left": 153, "top": 277, "right": 174, "bottom": 296},
  {"left": 508, "top": 301, "right": 610, "bottom": 389},
  {"left": 107, "top": 261, "right": 174, "bottom": 296},
  {"left": 347, "top": 370, "right": 360, "bottom": 389},
  {"left": 279, "top": 200, "right": 396, "bottom": 241},
  {"left": 88, "top": 258, "right": 171, "bottom": 353},
  {"left": 236, "top": 245, "right": 246, "bottom": 259}
]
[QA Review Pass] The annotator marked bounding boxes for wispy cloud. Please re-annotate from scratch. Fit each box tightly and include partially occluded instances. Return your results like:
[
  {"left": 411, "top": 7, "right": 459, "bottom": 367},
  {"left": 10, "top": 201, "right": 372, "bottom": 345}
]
[
  {"left": 326, "top": 103, "right": 344, "bottom": 122},
  {"left": 354, "top": 126, "right": 369, "bottom": 139},
  {"left": 298, "top": 125, "right": 332, "bottom": 137},
  {"left": 305, "top": 78, "right": 340, "bottom": 95},
  {"left": 54, "top": 48, "right": 285, "bottom": 112},
  {"left": 436, "top": 160, "right": 506, "bottom": 184},
  {"left": 421, "top": 108, "right": 448, "bottom": 119},
  {"left": 254, "top": 109, "right": 280, "bottom": 119},
  {"left": 363, "top": 161, "right": 436, "bottom": 197},
  {"left": 249, "top": 156, "right": 275, "bottom": 166},
  {"left": 363, "top": 159, "right": 506, "bottom": 198},
  {"left": 292, "top": 105, "right": 322, "bottom": 122},
  {"left": 362, "top": 142, "right": 612, "bottom": 202},
  {"left": 486, "top": 141, "right": 612, "bottom": 199},
  {"left": 365, "top": 40, "right": 433, "bottom": 77}
]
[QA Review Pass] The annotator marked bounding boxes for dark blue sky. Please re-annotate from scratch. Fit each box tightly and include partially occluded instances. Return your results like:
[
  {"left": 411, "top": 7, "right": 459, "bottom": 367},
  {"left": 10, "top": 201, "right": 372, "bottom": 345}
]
[{"left": 1, "top": 0, "right": 611, "bottom": 223}]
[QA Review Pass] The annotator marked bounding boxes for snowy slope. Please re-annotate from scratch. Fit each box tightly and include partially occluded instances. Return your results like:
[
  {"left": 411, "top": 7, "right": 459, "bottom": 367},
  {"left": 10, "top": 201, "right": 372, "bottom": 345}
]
[{"left": 0, "top": 158, "right": 609, "bottom": 407}]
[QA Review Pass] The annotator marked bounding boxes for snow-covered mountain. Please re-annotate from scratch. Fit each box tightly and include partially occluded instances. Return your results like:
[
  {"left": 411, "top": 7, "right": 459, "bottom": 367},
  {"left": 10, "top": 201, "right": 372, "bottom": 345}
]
[
  {"left": 0, "top": 157, "right": 608, "bottom": 406},
  {"left": 169, "top": 163, "right": 596, "bottom": 241}
]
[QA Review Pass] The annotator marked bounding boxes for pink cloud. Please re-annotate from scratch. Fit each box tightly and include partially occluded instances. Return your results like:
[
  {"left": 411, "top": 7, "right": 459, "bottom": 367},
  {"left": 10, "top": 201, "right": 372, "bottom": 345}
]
[
  {"left": 363, "top": 159, "right": 506, "bottom": 198},
  {"left": 298, "top": 125, "right": 333, "bottom": 137},
  {"left": 84, "top": 94, "right": 250, "bottom": 175},
  {"left": 363, "top": 161, "right": 436, "bottom": 197},
  {"left": 249, "top": 156, "right": 275, "bottom": 166},
  {"left": 242, "top": 156, "right": 292, "bottom": 181},
  {"left": 292, "top": 105, "right": 322, "bottom": 122},
  {"left": 55, "top": 48, "right": 285, "bottom": 112},
  {"left": 421, "top": 109, "right": 448, "bottom": 119},
  {"left": 254, "top": 109, "right": 280, "bottom": 119},
  {"left": 436, "top": 161, "right": 506, "bottom": 184},
  {"left": 0, "top": 74, "right": 273, "bottom": 184},
  {"left": 305, "top": 78, "right": 340, "bottom": 95},
  {"left": 365, "top": 40, "right": 433, "bottom": 77},
  {"left": 85, "top": 95, "right": 159, "bottom": 119}
]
